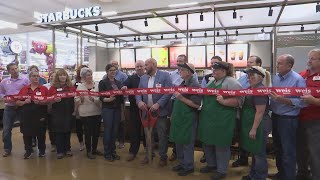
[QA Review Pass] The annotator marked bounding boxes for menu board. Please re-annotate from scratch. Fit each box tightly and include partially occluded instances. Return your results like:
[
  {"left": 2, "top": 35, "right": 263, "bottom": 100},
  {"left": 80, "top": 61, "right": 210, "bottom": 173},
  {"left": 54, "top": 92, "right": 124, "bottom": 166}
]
[
  {"left": 227, "top": 44, "right": 248, "bottom": 68},
  {"left": 136, "top": 48, "right": 151, "bottom": 61},
  {"left": 206, "top": 45, "right": 227, "bottom": 67},
  {"left": 152, "top": 47, "right": 169, "bottom": 68},
  {"left": 188, "top": 46, "right": 206, "bottom": 68},
  {"left": 120, "top": 49, "right": 135, "bottom": 68},
  {"left": 169, "top": 47, "right": 186, "bottom": 68}
]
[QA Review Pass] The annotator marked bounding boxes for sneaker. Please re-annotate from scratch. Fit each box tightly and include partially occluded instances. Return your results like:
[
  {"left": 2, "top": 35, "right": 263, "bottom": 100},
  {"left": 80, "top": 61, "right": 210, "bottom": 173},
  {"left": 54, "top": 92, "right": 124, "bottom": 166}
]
[
  {"left": 87, "top": 152, "right": 96, "bottom": 159},
  {"left": 66, "top": 151, "right": 73, "bottom": 157},
  {"left": 211, "top": 172, "right": 226, "bottom": 180},
  {"left": 51, "top": 145, "right": 56, "bottom": 152},
  {"left": 231, "top": 159, "right": 248, "bottom": 167},
  {"left": 39, "top": 151, "right": 46, "bottom": 157},
  {"left": 24, "top": 151, "right": 33, "bottom": 159},
  {"left": 112, "top": 154, "right": 120, "bottom": 160},
  {"left": 79, "top": 142, "right": 85, "bottom": 151},
  {"left": 178, "top": 168, "right": 194, "bottom": 176},
  {"left": 57, "top": 153, "right": 64, "bottom": 159},
  {"left": 2, "top": 151, "right": 11, "bottom": 157},
  {"left": 118, "top": 143, "right": 125, "bottom": 149},
  {"left": 105, "top": 155, "right": 114, "bottom": 162},
  {"left": 200, "top": 166, "right": 217, "bottom": 173},
  {"left": 172, "top": 165, "right": 183, "bottom": 172}
]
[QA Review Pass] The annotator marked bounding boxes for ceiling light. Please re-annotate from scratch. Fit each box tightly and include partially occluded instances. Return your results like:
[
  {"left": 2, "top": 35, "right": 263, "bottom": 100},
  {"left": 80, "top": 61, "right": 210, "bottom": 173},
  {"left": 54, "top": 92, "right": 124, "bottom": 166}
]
[
  {"left": 261, "top": 27, "right": 265, "bottom": 33},
  {"left": 204, "top": 31, "right": 207, "bottom": 38},
  {"left": 236, "top": 29, "right": 239, "bottom": 36},
  {"left": 233, "top": 9, "right": 237, "bottom": 19},
  {"left": 119, "top": 21, "right": 123, "bottom": 29},
  {"left": 102, "top": 11, "right": 117, "bottom": 16},
  {"left": 161, "top": 34, "right": 163, "bottom": 40},
  {"left": 268, "top": 7, "right": 273, "bottom": 16},
  {"left": 168, "top": 2, "right": 199, "bottom": 8},
  {"left": 316, "top": 2, "right": 320, "bottom": 12},
  {"left": 216, "top": 31, "right": 220, "bottom": 37},
  {"left": 95, "top": 24, "right": 99, "bottom": 31},
  {"left": 301, "top": 25, "right": 304, "bottom": 32},
  {"left": 144, "top": 18, "right": 148, "bottom": 27},
  {"left": 175, "top": 15, "right": 179, "bottom": 24},
  {"left": 200, "top": 12, "right": 204, "bottom": 21}
]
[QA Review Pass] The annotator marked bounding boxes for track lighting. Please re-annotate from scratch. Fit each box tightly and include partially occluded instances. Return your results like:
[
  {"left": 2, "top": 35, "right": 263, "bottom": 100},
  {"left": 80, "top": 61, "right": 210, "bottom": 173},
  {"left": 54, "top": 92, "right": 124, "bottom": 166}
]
[
  {"left": 95, "top": 24, "right": 98, "bottom": 31},
  {"left": 236, "top": 29, "right": 239, "bottom": 36},
  {"left": 204, "top": 31, "right": 207, "bottom": 38},
  {"left": 216, "top": 31, "right": 220, "bottom": 37},
  {"left": 134, "top": 37, "right": 136, "bottom": 41},
  {"left": 261, "top": 27, "right": 265, "bottom": 33},
  {"left": 200, "top": 12, "right": 204, "bottom": 21},
  {"left": 66, "top": 33, "right": 68, "bottom": 38},
  {"left": 114, "top": 38, "right": 117, "bottom": 43},
  {"left": 268, "top": 7, "right": 273, "bottom": 16},
  {"left": 138, "top": 36, "right": 141, "bottom": 41},
  {"left": 144, "top": 18, "right": 148, "bottom": 27},
  {"left": 175, "top": 34, "right": 178, "bottom": 39},
  {"left": 119, "top": 21, "right": 123, "bottom": 29},
  {"left": 175, "top": 15, "right": 179, "bottom": 24},
  {"left": 316, "top": 2, "right": 320, "bottom": 12},
  {"left": 161, "top": 34, "right": 163, "bottom": 40},
  {"left": 190, "top": 33, "right": 192, "bottom": 38},
  {"left": 301, "top": 25, "right": 304, "bottom": 32},
  {"left": 233, "top": 9, "right": 237, "bottom": 19},
  {"left": 146, "top": 36, "right": 149, "bottom": 41}
]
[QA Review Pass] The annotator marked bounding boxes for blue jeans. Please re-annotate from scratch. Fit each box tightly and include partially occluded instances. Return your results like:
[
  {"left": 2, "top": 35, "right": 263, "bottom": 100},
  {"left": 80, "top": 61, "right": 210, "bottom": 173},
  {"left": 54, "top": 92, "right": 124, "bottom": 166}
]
[
  {"left": 203, "top": 145, "right": 230, "bottom": 174},
  {"left": 144, "top": 117, "right": 168, "bottom": 160},
  {"left": 272, "top": 113, "right": 298, "bottom": 180},
  {"left": 2, "top": 106, "right": 18, "bottom": 152},
  {"left": 176, "top": 119, "right": 197, "bottom": 171},
  {"left": 102, "top": 108, "right": 121, "bottom": 156}
]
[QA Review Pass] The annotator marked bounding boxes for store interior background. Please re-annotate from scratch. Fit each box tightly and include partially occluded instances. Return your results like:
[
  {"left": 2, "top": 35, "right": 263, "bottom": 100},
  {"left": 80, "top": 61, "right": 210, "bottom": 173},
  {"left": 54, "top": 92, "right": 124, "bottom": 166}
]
[{"left": 0, "top": 0, "right": 319, "bottom": 81}]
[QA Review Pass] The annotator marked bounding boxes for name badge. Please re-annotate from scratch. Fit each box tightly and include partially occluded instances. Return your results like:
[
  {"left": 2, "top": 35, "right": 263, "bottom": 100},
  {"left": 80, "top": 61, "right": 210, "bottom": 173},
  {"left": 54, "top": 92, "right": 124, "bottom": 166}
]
[
  {"left": 36, "top": 92, "right": 42, "bottom": 95},
  {"left": 156, "top": 83, "right": 161, "bottom": 88},
  {"left": 57, "top": 88, "right": 63, "bottom": 92},
  {"left": 313, "top": 76, "right": 320, "bottom": 81},
  {"left": 6, "top": 80, "right": 11, "bottom": 85},
  {"left": 76, "top": 83, "right": 81, "bottom": 86}
]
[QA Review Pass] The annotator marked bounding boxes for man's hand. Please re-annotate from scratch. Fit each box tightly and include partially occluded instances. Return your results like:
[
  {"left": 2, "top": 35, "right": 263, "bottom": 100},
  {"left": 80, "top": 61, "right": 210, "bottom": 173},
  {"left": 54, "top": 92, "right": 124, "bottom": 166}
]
[
  {"left": 301, "top": 94, "right": 319, "bottom": 105},
  {"left": 138, "top": 101, "right": 148, "bottom": 111},
  {"left": 25, "top": 99, "right": 31, "bottom": 104},
  {"left": 216, "top": 95, "right": 225, "bottom": 105},
  {"left": 54, "top": 97, "right": 61, "bottom": 102},
  {"left": 249, "top": 128, "right": 257, "bottom": 140},
  {"left": 150, "top": 103, "right": 160, "bottom": 112},
  {"left": 174, "top": 92, "right": 182, "bottom": 100},
  {"left": 121, "top": 86, "right": 128, "bottom": 90},
  {"left": 270, "top": 91, "right": 281, "bottom": 101}
]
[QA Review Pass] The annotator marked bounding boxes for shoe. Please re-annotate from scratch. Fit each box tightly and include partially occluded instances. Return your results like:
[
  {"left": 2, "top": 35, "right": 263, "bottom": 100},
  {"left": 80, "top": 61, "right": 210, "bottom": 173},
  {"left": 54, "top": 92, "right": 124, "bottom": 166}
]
[
  {"left": 24, "top": 151, "right": 33, "bottom": 159},
  {"left": 2, "top": 151, "right": 11, "bottom": 157},
  {"left": 268, "top": 172, "right": 281, "bottom": 180},
  {"left": 51, "top": 145, "right": 56, "bottom": 152},
  {"left": 32, "top": 139, "right": 37, "bottom": 147},
  {"left": 241, "top": 175, "right": 252, "bottom": 180},
  {"left": 296, "top": 173, "right": 312, "bottom": 180},
  {"left": 169, "top": 153, "right": 177, "bottom": 161},
  {"left": 178, "top": 168, "right": 194, "bottom": 176},
  {"left": 140, "top": 157, "right": 149, "bottom": 165},
  {"left": 200, "top": 155, "right": 206, "bottom": 163},
  {"left": 66, "top": 151, "right": 73, "bottom": 157},
  {"left": 200, "top": 166, "right": 217, "bottom": 173},
  {"left": 211, "top": 172, "right": 226, "bottom": 180},
  {"left": 57, "top": 153, "right": 64, "bottom": 159},
  {"left": 118, "top": 143, "right": 125, "bottom": 149},
  {"left": 105, "top": 155, "right": 114, "bottom": 162},
  {"left": 172, "top": 165, "right": 184, "bottom": 172},
  {"left": 158, "top": 159, "right": 167, "bottom": 167},
  {"left": 126, "top": 154, "right": 136, "bottom": 162},
  {"left": 112, "top": 154, "right": 120, "bottom": 160},
  {"left": 79, "top": 142, "right": 85, "bottom": 151},
  {"left": 87, "top": 152, "right": 96, "bottom": 159},
  {"left": 92, "top": 150, "right": 104, "bottom": 156},
  {"left": 231, "top": 159, "right": 248, "bottom": 167},
  {"left": 39, "top": 151, "right": 46, "bottom": 157}
]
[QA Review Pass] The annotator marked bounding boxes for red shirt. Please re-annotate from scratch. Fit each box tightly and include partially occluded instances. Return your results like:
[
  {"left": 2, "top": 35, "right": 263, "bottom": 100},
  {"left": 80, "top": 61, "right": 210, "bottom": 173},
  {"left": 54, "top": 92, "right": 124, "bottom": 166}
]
[
  {"left": 299, "top": 70, "right": 320, "bottom": 121},
  {"left": 18, "top": 84, "right": 49, "bottom": 97}
]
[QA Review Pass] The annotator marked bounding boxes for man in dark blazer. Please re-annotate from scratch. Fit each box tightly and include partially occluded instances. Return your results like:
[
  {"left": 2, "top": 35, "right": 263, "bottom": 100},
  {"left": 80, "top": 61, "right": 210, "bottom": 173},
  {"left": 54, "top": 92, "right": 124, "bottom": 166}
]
[{"left": 136, "top": 58, "right": 173, "bottom": 167}]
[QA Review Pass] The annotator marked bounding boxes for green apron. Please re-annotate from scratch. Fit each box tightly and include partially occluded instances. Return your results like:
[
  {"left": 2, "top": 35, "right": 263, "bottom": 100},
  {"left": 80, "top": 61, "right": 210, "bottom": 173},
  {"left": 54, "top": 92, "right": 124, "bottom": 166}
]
[
  {"left": 169, "top": 99, "right": 195, "bottom": 144},
  {"left": 240, "top": 96, "right": 264, "bottom": 154},
  {"left": 198, "top": 79, "right": 236, "bottom": 147}
]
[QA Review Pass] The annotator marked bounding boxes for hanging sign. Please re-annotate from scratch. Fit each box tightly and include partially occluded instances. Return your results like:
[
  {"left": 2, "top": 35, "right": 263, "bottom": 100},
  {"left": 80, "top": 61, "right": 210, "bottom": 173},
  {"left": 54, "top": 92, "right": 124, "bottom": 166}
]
[
  {"left": 37, "top": 6, "right": 101, "bottom": 23},
  {"left": 10, "top": 41, "right": 23, "bottom": 54}
]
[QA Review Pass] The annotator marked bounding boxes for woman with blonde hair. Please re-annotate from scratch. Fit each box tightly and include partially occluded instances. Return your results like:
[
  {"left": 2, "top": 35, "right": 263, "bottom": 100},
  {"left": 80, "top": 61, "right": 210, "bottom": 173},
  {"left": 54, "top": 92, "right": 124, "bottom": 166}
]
[
  {"left": 48, "top": 69, "right": 76, "bottom": 159},
  {"left": 240, "top": 66, "right": 271, "bottom": 180}
]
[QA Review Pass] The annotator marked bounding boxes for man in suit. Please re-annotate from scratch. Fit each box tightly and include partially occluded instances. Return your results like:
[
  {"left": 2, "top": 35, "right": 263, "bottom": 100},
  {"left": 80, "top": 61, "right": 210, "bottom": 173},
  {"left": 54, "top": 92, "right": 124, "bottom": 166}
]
[
  {"left": 124, "top": 60, "right": 146, "bottom": 161},
  {"left": 136, "top": 58, "right": 173, "bottom": 167}
]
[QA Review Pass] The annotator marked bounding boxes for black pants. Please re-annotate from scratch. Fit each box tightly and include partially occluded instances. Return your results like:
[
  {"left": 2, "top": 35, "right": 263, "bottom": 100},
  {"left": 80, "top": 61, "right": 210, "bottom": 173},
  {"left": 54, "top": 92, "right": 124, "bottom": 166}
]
[
  {"left": 81, "top": 115, "right": 101, "bottom": 153},
  {"left": 23, "top": 132, "right": 46, "bottom": 153},
  {"left": 75, "top": 116, "right": 84, "bottom": 143},
  {"left": 47, "top": 114, "right": 55, "bottom": 145},
  {"left": 118, "top": 121, "right": 125, "bottom": 143},
  {"left": 55, "top": 132, "right": 71, "bottom": 154},
  {"left": 128, "top": 107, "right": 146, "bottom": 155}
]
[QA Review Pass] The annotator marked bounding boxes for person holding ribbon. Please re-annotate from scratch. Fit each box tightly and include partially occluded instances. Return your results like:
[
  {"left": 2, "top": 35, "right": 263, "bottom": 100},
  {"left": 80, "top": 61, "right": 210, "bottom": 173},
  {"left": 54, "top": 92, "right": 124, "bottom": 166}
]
[
  {"left": 136, "top": 58, "right": 172, "bottom": 166},
  {"left": 99, "top": 64, "right": 124, "bottom": 162},
  {"left": 239, "top": 66, "right": 271, "bottom": 180},
  {"left": 16, "top": 71, "right": 48, "bottom": 159},
  {"left": 75, "top": 67, "right": 102, "bottom": 159},
  {"left": 198, "top": 61, "right": 243, "bottom": 180},
  {"left": 169, "top": 63, "right": 201, "bottom": 176},
  {"left": 48, "top": 69, "right": 76, "bottom": 159}
]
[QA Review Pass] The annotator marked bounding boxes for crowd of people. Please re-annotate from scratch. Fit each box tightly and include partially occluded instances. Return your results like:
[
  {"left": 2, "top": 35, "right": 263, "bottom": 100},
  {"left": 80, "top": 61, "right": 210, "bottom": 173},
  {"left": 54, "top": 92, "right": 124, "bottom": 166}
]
[{"left": 0, "top": 49, "right": 319, "bottom": 180}]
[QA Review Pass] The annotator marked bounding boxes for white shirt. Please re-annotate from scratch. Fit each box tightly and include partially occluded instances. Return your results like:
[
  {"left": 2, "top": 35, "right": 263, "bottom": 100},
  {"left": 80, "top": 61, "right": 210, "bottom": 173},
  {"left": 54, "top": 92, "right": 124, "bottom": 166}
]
[{"left": 147, "top": 71, "right": 157, "bottom": 107}]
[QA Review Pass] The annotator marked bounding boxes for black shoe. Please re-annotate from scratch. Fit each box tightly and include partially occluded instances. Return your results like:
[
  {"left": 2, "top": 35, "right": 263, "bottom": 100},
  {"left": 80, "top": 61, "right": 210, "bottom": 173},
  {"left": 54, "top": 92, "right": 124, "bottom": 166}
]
[
  {"left": 112, "top": 154, "right": 120, "bottom": 160},
  {"left": 57, "top": 153, "right": 64, "bottom": 159},
  {"left": 178, "top": 168, "right": 194, "bottom": 176},
  {"left": 231, "top": 159, "right": 248, "bottom": 167},
  {"left": 211, "top": 172, "right": 226, "bottom": 180},
  {"left": 92, "top": 150, "right": 103, "bottom": 156},
  {"left": 24, "top": 151, "right": 33, "bottom": 159},
  {"left": 241, "top": 175, "right": 251, "bottom": 180},
  {"left": 66, "top": 151, "right": 73, "bottom": 157},
  {"left": 172, "top": 165, "right": 183, "bottom": 172},
  {"left": 268, "top": 172, "right": 281, "bottom": 180},
  {"left": 200, "top": 155, "right": 206, "bottom": 163},
  {"left": 296, "top": 173, "right": 312, "bottom": 180},
  {"left": 105, "top": 155, "right": 114, "bottom": 162},
  {"left": 87, "top": 152, "right": 96, "bottom": 159},
  {"left": 200, "top": 166, "right": 217, "bottom": 173},
  {"left": 39, "top": 151, "right": 46, "bottom": 157}
]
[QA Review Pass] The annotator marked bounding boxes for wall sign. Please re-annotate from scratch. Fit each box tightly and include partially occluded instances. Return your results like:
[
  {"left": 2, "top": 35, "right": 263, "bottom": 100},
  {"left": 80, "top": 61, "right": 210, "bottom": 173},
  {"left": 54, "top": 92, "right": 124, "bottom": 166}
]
[
  {"left": 37, "top": 6, "right": 101, "bottom": 23},
  {"left": 10, "top": 41, "right": 23, "bottom": 54}
]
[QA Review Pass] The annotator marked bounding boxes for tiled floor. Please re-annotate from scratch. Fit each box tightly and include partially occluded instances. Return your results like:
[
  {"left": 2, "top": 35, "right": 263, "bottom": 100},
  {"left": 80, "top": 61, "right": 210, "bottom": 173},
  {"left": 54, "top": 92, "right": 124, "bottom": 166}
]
[{"left": 0, "top": 127, "right": 277, "bottom": 180}]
